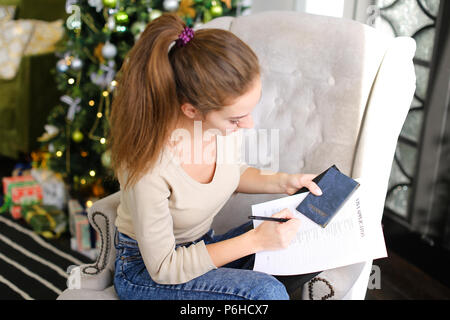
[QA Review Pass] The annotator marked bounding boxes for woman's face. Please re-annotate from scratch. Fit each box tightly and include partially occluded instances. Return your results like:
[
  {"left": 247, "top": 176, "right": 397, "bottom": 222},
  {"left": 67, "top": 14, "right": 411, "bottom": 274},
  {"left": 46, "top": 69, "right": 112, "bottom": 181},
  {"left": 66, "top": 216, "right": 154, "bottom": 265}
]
[{"left": 202, "top": 76, "right": 262, "bottom": 136}]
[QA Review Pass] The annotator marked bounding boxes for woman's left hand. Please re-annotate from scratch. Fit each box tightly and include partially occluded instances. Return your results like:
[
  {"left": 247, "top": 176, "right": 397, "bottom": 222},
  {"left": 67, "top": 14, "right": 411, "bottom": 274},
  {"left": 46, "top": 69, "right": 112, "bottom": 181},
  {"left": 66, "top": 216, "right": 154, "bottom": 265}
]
[{"left": 280, "top": 173, "right": 322, "bottom": 196}]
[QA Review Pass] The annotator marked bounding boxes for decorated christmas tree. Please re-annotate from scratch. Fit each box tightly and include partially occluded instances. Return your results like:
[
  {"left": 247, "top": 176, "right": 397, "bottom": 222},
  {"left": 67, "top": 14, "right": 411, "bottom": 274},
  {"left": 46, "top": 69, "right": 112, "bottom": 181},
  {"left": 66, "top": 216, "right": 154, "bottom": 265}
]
[{"left": 35, "top": 0, "right": 250, "bottom": 200}]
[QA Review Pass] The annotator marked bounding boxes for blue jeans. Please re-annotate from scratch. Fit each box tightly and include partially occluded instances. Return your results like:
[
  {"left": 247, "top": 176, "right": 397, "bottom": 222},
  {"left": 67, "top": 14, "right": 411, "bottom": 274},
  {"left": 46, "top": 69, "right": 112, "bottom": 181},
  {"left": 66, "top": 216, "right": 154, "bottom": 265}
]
[{"left": 113, "top": 221, "right": 316, "bottom": 300}]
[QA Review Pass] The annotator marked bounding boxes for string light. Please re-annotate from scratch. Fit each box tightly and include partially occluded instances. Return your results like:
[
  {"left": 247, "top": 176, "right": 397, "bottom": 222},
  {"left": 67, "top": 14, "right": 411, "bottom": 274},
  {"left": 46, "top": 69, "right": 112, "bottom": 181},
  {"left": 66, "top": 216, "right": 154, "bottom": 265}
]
[
  {"left": 102, "top": 91, "right": 109, "bottom": 97},
  {"left": 100, "top": 138, "right": 106, "bottom": 144},
  {"left": 68, "top": 78, "right": 75, "bottom": 84},
  {"left": 56, "top": 151, "right": 63, "bottom": 157},
  {"left": 89, "top": 100, "right": 95, "bottom": 106},
  {"left": 97, "top": 112, "right": 103, "bottom": 118},
  {"left": 86, "top": 200, "right": 93, "bottom": 208},
  {"left": 80, "top": 178, "right": 86, "bottom": 185},
  {"left": 89, "top": 170, "right": 96, "bottom": 177}
]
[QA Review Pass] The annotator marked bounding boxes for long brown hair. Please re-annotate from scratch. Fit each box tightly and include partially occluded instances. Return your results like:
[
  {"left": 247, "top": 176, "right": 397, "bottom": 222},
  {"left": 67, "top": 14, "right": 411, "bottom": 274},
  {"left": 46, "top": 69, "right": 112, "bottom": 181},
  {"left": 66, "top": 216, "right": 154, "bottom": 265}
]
[{"left": 108, "top": 12, "right": 260, "bottom": 190}]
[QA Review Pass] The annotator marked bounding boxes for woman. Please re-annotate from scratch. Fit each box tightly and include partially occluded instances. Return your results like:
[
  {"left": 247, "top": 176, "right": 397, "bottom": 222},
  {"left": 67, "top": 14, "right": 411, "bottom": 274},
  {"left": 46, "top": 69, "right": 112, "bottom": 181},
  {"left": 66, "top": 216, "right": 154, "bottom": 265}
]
[{"left": 108, "top": 13, "right": 322, "bottom": 300}]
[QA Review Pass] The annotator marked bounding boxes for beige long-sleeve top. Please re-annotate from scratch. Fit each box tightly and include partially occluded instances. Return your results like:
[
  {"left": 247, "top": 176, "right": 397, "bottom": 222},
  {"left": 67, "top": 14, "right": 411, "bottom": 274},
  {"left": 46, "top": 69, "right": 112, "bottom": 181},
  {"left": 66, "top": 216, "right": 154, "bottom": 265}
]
[{"left": 115, "top": 131, "right": 249, "bottom": 285}]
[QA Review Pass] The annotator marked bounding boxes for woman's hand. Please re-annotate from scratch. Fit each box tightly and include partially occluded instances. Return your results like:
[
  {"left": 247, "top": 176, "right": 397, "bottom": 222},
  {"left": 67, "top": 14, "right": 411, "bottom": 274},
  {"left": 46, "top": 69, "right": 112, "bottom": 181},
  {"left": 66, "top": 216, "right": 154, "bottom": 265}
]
[
  {"left": 279, "top": 173, "right": 322, "bottom": 196},
  {"left": 251, "top": 208, "right": 301, "bottom": 252}
]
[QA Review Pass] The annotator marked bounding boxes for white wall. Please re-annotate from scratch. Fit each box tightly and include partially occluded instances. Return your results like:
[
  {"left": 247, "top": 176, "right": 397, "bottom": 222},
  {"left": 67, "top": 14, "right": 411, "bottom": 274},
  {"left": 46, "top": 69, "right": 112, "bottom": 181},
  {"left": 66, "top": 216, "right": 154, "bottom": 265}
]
[
  {"left": 305, "top": 0, "right": 346, "bottom": 17},
  {"left": 249, "top": 0, "right": 297, "bottom": 13},
  {"left": 246, "top": 0, "right": 374, "bottom": 23}
]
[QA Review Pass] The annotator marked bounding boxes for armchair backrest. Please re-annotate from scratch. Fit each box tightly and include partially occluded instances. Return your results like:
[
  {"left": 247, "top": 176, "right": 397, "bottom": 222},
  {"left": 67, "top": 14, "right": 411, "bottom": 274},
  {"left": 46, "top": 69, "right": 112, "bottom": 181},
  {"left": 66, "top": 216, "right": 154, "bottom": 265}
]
[{"left": 202, "top": 11, "right": 416, "bottom": 234}]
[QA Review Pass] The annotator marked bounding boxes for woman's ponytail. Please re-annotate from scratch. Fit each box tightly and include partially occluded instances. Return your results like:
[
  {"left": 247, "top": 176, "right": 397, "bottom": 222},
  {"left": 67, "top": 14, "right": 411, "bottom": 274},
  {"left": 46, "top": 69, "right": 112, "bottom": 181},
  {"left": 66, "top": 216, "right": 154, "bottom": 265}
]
[{"left": 109, "top": 13, "right": 186, "bottom": 190}]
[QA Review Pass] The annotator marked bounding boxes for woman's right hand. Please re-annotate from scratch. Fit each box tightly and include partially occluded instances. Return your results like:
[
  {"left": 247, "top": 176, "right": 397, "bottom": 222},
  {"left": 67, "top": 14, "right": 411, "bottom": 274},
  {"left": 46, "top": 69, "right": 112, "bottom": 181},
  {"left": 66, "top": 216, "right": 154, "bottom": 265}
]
[{"left": 251, "top": 208, "right": 301, "bottom": 252}]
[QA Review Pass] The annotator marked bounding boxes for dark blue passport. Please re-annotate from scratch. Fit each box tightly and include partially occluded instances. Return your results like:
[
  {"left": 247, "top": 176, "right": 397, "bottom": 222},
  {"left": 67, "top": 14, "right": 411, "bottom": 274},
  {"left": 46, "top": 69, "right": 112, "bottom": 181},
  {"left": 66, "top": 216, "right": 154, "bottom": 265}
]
[{"left": 295, "top": 165, "right": 360, "bottom": 228}]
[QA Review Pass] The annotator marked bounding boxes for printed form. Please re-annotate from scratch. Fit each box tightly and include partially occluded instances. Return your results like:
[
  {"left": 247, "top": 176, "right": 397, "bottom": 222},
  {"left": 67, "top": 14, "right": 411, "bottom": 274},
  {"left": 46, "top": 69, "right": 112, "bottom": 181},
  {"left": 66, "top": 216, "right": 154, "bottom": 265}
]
[{"left": 251, "top": 182, "right": 387, "bottom": 275}]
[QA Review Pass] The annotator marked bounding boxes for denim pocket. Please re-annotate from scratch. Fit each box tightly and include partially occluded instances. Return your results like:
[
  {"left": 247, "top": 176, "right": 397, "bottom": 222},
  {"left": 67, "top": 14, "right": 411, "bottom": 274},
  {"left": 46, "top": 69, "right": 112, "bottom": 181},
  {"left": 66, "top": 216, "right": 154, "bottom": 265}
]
[
  {"left": 120, "top": 246, "right": 142, "bottom": 261},
  {"left": 120, "top": 252, "right": 145, "bottom": 284}
]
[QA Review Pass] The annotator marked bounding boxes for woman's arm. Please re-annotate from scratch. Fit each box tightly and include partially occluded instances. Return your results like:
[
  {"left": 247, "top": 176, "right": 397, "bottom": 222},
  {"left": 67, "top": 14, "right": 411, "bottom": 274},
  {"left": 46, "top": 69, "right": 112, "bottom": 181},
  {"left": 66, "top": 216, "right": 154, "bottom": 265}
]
[
  {"left": 236, "top": 167, "right": 322, "bottom": 196},
  {"left": 205, "top": 228, "right": 260, "bottom": 268},
  {"left": 236, "top": 167, "right": 288, "bottom": 194},
  {"left": 205, "top": 209, "right": 301, "bottom": 268}
]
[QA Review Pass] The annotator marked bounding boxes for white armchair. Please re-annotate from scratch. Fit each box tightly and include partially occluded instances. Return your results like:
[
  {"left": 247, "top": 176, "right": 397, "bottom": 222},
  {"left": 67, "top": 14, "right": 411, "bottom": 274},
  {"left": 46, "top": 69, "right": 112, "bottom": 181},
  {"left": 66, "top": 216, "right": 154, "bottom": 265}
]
[{"left": 57, "top": 10, "right": 416, "bottom": 300}]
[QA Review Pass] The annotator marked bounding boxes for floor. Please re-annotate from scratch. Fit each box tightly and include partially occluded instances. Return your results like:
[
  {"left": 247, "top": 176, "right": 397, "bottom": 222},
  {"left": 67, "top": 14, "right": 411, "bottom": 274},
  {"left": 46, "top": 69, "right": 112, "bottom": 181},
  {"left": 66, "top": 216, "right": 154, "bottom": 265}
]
[
  {"left": 1, "top": 155, "right": 450, "bottom": 300},
  {"left": 366, "top": 249, "right": 450, "bottom": 300}
]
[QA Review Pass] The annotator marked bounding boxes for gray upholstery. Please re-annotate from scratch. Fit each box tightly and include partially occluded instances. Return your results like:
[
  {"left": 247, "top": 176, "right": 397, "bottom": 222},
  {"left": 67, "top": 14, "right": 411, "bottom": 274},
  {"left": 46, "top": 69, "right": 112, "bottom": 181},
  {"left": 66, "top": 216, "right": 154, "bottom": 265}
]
[
  {"left": 57, "top": 10, "right": 416, "bottom": 300},
  {"left": 57, "top": 192, "right": 120, "bottom": 299}
]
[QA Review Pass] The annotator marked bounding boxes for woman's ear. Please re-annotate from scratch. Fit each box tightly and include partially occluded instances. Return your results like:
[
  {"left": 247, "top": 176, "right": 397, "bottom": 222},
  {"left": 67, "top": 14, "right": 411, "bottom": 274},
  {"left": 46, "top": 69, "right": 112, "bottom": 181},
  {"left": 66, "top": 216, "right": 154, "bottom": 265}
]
[
  {"left": 181, "top": 102, "right": 206, "bottom": 121},
  {"left": 180, "top": 102, "right": 197, "bottom": 119}
]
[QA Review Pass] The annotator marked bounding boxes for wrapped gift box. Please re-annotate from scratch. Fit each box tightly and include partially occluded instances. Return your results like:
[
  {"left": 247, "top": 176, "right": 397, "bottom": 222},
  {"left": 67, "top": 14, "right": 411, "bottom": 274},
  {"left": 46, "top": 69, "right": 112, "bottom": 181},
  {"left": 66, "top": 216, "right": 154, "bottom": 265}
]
[
  {"left": 2, "top": 175, "right": 35, "bottom": 194},
  {"left": 21, "top": 204, "right": 67, "bottom": 239},
  {"left": 68, "top": 198, "right": 84, "bottom": 239},
  {"left": 68, "top": 198, "right": 100, "bottom": 254},
  {"left": 30, "top": 168, "right": 67, "bottom": 210},
  {"left": 1, "top": 175, "right": 43, "bottom": 219},
  {"left": 74, "top": 213, "right": 100, "bottom": 251}
]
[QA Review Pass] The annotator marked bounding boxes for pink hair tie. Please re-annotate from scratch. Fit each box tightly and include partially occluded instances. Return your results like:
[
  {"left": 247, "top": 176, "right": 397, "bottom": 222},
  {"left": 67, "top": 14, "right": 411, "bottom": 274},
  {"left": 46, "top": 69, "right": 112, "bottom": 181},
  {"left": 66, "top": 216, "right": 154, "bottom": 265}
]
[{"left": 176, "top": 26, "right": 195, "bottom": 47}]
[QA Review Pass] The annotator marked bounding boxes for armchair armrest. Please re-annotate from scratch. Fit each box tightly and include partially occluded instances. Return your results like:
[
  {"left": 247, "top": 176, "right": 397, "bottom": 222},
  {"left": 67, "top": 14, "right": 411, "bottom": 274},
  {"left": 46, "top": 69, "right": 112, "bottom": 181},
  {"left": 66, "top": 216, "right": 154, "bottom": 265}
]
[{"left": 66, "top": 192, "right": 120, "bottom": 291}]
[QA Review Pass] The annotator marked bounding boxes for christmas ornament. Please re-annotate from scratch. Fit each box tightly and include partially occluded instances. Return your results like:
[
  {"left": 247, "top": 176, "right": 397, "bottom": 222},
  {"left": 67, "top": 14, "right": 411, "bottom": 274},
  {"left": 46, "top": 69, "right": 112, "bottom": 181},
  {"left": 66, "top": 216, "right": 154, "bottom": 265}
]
[
  {"left": 115, "top": 25, "right": 127, "bottom": 33},
  {"left": 101, "top": 150, "right": 111, "bottom": 168},
  {"left": 90, "top": 60, "right": 116, "bottom": 89},
  {"left": 131, "top": 21, "right": 147, "bottom": 36},
  {"left": 203, "top": 8, "right": 212, "bottom": 23},
  {"left": 72, "top": 130, "right": 84, "bottom": 143},
  {"left": 65, "top": 0, "right": 78, "bottom": 12},
  {"left": 48, "top": 143, "right": 55, "bottom": 153},
  {"left": 71, "top": 57, "right": 83, "bottom": 71},
  {"left": 102, "top": 0, "right": 117, "bottom": 8},
  {"left": 101, "top": 41, "right": 117, "bottom": 59},
  {"left": 94, "top": 43, "right": 105, "bottom": 64},
  {"left": 163, "top": 0, "right": 179, "bottom": 12},
  {"left": 37, "top": 124, "right": 60, "bottom": 142},
  {"left": 56, "top": 59, "right": 69, "bottom": 73},
  {"left": 60, "top": 95, "right": 81, "bottom": 121},
  {"left": 106, "top": 15, "right": 116, "bottom": 31},
  {"left": 148, "top": 9, "right": 163, "bottom": 21},
  {"left": 210, "top": 1, "right": 223, "bottom": 17},
  {"left": 114, "top": 11, "right": 129, "bottom": 25},
  {"left": 88, "top": 0, "right": 103, "bottom": 12},
  {"left": 92, "top": 179, "right": 105, "bottom": 197}
]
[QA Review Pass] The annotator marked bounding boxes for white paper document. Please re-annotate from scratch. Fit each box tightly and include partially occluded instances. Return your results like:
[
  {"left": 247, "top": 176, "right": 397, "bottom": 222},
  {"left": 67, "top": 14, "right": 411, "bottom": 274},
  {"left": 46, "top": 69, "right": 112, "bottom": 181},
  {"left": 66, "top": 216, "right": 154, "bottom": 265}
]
[{"left": 251, "top": 183, "right": 387, "bottom": 275}]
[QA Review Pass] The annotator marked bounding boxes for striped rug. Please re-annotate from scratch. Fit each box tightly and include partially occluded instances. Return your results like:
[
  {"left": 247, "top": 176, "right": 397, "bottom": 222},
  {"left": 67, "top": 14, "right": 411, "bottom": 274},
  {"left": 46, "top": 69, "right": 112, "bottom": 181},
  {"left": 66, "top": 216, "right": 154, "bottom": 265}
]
[{"left": 0, "top": 213, "right": 94, "bottom": 300}]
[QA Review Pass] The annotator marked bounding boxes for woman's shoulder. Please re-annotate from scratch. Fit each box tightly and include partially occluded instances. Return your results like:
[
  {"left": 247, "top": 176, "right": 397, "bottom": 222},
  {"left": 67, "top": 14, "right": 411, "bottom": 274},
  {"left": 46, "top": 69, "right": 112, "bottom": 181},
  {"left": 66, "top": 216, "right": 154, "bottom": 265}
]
[{"left": 118, "top": 149, "right": 171, "bottom": 187}]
